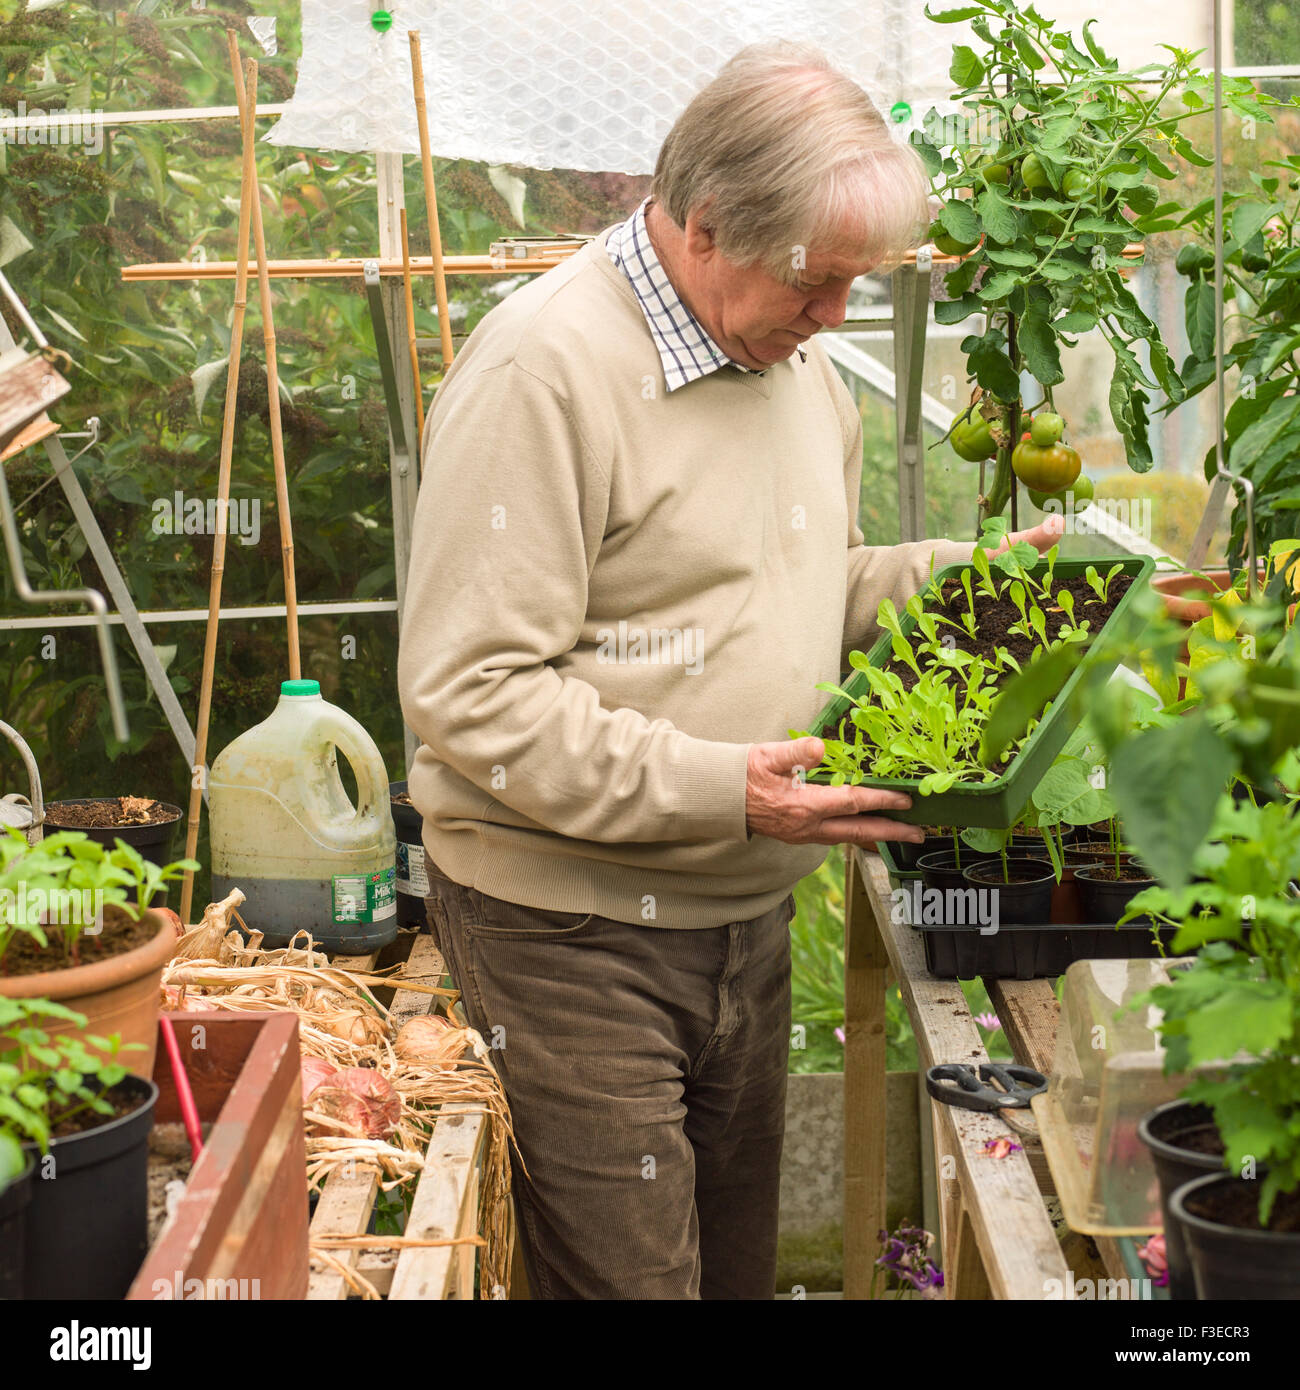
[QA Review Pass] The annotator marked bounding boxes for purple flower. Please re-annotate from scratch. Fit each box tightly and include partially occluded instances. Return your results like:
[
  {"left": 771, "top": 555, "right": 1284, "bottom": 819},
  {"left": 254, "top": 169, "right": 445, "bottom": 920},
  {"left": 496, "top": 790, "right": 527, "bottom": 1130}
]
[
  {"left": 975, "top": 1012, "right": 1001, "bottom": 1031},
  {"left": 834, "top": 1026, "right": 846, "bottom": 1045},
  {"left": 875, "top": 1223, "right": 943, "bottom": 1297}
]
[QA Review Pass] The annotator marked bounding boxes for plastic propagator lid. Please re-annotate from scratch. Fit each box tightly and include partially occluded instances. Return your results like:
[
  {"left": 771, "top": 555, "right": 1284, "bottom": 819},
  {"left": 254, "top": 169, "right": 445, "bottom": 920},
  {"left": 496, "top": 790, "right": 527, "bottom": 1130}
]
[{"left": 280, "top": 679, "right": 321, "bottom": 697}]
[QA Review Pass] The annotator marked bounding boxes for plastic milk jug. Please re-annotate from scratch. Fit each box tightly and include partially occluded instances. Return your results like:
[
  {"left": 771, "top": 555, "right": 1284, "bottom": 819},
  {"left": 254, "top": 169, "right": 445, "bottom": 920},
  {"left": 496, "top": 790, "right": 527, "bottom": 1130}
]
[{"left": 209, "top": 680, "right": 398, "bottom": 954}]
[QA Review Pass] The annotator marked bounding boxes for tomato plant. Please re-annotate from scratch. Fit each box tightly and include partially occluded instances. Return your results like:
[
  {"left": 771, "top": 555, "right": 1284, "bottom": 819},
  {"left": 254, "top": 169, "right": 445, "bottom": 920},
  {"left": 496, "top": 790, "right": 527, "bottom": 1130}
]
[
  {"left": 918, "top": 0, "right": 1274, "bottom": 523},
  {"left": 1173, "top": 152, "right": 1300, "bottom": 572}
]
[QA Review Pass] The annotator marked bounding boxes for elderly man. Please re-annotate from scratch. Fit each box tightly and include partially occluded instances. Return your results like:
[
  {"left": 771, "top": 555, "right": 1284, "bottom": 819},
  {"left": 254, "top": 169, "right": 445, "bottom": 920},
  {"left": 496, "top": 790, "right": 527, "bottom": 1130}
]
[{"left": 398, "top": 42, "right": 1058, "bottom": 1300}]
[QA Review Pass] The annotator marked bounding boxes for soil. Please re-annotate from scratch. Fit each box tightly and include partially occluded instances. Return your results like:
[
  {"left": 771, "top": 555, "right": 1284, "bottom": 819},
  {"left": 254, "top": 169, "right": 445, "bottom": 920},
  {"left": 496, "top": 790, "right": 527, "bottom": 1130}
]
[
  {"left": 1187, "top": 1182, "right": 1300, "bottom": 1235},
  {"left": 1081, "top": 864, "right": 1154, "bottom": 883},
  {"left": 46, "top": 797, "right": 177, "bottom": 828},
  {"left": 146, "top": 1122, "right": 198, "bottom": 1248},
  {"left": 818, "top": 571, "right": 1133, "bottom": 761},
  {"left": 1167, "top": 1125, "right": 1228, "bottom": 1159},
  {"left": 2, "top": 902, "right": 160, "bottom": 977},
  {"left": 48, "top": 1078, "right": 152, "bottom": 1139}
]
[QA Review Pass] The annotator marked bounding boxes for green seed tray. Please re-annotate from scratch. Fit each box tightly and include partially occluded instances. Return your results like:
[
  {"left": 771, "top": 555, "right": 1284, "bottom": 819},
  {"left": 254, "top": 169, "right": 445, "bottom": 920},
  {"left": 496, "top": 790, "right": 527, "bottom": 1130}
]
[{"left": 805, "top": 554, "right": 1156, "bottom": 829}]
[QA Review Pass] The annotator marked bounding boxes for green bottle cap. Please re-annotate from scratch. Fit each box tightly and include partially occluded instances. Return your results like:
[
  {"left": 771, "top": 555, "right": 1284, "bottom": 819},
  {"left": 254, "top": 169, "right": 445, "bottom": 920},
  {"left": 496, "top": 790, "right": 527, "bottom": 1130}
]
[
  {"left": 370, "top": 9, "right": 393, "bottom": 32},
  {"left": 281, "top": 679, "right": 321, "bottom": 696}
]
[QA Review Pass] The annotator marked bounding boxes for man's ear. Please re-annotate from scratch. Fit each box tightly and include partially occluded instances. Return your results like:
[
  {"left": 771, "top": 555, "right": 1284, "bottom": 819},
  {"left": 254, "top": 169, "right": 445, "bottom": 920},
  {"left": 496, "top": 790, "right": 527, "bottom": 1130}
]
[{"left": 681, "top": 209, "right": 719, "bottom": 263}]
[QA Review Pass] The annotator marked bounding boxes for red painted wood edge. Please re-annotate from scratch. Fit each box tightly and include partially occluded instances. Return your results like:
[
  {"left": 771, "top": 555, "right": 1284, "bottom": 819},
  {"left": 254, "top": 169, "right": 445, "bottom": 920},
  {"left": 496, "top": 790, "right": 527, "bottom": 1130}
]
[{"left": 129, "top": 1012, "right": 309, "bottom": 1300}]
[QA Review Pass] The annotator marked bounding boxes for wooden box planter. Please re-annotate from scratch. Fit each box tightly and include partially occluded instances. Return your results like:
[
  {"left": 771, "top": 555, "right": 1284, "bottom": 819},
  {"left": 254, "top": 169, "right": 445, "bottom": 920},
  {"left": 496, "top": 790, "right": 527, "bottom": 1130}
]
[{"left": 129, "top": 1012, "right": 309, "bottom": 1301}]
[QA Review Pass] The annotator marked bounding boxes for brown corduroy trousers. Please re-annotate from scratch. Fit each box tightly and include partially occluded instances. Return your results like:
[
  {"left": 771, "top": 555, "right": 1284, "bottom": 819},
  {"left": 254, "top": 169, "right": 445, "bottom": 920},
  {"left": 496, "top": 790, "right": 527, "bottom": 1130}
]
[{"left": 424, "top": 861, "right": 794, "bottom": 1300}]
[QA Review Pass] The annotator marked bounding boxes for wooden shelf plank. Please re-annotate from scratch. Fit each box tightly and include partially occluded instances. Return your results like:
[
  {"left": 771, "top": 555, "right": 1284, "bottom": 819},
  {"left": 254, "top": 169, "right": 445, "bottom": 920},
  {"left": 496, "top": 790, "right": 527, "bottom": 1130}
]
[{"left": 853, "top": 849, "right": 1070, "bottom": 1300}]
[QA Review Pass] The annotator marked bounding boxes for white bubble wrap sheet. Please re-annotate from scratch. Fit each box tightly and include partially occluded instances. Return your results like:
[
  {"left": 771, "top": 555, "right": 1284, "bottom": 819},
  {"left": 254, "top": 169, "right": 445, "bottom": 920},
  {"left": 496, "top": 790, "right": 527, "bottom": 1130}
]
[{"left": 266, "top": 0, "right": 957, "bottom": 171}]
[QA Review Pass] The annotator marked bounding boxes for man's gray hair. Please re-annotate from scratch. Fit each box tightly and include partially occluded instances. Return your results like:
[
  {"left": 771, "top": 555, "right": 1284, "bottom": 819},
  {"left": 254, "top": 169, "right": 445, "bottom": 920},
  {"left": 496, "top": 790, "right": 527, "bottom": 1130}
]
[{"left": 652, "top": 41, "right": 930, "bottom": 283}]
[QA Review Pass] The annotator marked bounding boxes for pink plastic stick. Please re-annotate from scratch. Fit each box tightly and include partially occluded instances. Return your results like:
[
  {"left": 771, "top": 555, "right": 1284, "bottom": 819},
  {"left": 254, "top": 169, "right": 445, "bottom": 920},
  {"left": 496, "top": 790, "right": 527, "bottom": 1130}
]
[{"left": 160, "top": 1014, "right": 203, "bottom": 1164}]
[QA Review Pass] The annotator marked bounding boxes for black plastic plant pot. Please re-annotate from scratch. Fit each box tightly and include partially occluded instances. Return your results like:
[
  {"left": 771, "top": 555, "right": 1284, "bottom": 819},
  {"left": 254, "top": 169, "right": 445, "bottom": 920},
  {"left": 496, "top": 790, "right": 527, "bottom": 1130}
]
[
  {"left": 1010, "top": 826, "right": 1077, "bottom": 856},
  {"left": 21, "top": 1073, "right": 159, "bottom": 1299},
  {"left": 43, "top": 799, "right": 182, "bottom": 863},
  {"left": 961, "top": 857, "right": 1055, "bottom": 925},
  {"left": 1138, "top": 1100, "right": 1227, "bottom": 1302},
  {"left": 0, "top": 1154, "right": 35, "bottom": 1300},
  {"left": 916, "top": 849, "right": 1000, "bottom": 893},
  {"left": 390, "top": 780, "right": 430, "bottom": 931},
  {"left": 916, "top": 851, "right": 969, "bottom": 895},
  {"left": 1074, "top": 864, "right": 1157, "bottom": 925},
  {"left": 889, "top": 836, "right": 943, "bottom": 873},
  {"left": 1170, "top": 1172, "right": 1300, "bottom": 1301}
]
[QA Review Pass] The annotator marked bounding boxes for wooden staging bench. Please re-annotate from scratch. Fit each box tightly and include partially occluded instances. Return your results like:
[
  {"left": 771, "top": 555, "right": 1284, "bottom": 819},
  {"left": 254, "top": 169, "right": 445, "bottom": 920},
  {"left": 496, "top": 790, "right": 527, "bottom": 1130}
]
[
  {"left": 308, "top": 934, "right": 487, "bottom": 1300},
  {"left": 844, "top": 847, "right": 1131, "bottom": 1300}
]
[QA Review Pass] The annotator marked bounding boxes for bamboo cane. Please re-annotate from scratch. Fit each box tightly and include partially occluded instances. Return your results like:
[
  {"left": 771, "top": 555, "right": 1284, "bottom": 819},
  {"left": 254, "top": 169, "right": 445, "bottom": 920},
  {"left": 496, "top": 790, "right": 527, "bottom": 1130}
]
[
  {"left": 228, "top": 31, "right": 301, "bottom": 680},
  {"left": 179, "top": 58, "right": 259, "bottom": 926},
  {"left": 407, "top": 30, "right": 455, "bottom": 371},
  {"left": 399, "top": 206, "right": 425, "bottom": 446}
]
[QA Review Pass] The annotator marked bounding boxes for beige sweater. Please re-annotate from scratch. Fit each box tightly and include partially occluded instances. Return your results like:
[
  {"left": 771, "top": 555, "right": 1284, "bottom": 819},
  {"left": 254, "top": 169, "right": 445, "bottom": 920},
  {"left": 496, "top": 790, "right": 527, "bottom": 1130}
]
[{"left": 397, "top": 232, "right": 973, "bottom": 928}]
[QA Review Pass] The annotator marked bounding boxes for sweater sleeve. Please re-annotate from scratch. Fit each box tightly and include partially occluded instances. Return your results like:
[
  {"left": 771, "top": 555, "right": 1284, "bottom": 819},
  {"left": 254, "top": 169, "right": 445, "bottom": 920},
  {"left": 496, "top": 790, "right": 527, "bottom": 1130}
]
[
  {"left": 840, "top": 408, "right": 975, "bottom": 672},
  {"left": 396, "top": 359, "right": 751, "bottom": 846}
]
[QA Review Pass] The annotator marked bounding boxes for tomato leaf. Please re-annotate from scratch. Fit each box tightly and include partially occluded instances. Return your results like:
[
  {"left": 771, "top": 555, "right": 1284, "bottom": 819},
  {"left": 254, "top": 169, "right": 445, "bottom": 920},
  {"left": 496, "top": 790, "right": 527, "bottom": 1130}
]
[
  {"left": 961, "top": 328, "right": 1021, "bottom": 401},
  {"left": 1017, "top": 303, "right": 1064, "bottom": 387},
  {"left": 976, "top": 183, "right": 1021, "bottom": 245},
  {"left": 939, "top": 198, "right": 980, "bottom": 244},
  {"left": 949, "top": 45, "right": 985, "bottom": 89}
]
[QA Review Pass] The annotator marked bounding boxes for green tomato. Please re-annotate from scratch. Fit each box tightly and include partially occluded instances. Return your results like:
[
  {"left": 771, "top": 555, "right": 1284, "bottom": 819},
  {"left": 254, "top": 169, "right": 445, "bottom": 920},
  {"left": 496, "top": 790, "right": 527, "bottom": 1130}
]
[
  {"left": 1062, "top": 170, "right": 1090, "bottom": 201},
  {"left": 980, "top": 162, "right": 1011, "bottom": 186},
  {"left": 1021, "top": 153, "right": 1052, "bottom": 192},
  {"left": 950, "top": 411, "right": 997, "bottom": 462},
  {"left": 929, "top": 220, "right": 978, "bottom": 257},
  {"left": 1028, "top": 474, "right": 1093, "bottom": 512},
  {"left": 1029, "top": 412, "right": 1066, "bottom": 447}
]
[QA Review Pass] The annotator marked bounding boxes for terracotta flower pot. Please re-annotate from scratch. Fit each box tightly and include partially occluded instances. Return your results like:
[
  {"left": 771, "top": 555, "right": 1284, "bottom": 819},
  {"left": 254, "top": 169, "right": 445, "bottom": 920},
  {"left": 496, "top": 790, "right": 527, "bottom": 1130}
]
[
  {"left": 0, "top": 909, "right": 175, "bottom": 1078},
  {"left": 1150, "top": 569, "right": 1266, "bottom": 626}
]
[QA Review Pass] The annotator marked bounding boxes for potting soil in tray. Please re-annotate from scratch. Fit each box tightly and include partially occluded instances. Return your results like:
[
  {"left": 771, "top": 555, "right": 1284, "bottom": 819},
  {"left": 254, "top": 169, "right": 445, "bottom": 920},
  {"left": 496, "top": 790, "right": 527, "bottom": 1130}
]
[
  {"left": 1, "top": 902, "right": 157, "bottom": 977},
  {"left": 49, "top": 1078, "right": 151, "bottom": 1138},
  {"left": 914, "top": 920, "right": 1180, "bottom": 981},
  {"left": 887, "top": 572, "right": 1130, "bottom": 709},
  {"left": 817, "top": 573, "right": 1132, "bottom": 752}
]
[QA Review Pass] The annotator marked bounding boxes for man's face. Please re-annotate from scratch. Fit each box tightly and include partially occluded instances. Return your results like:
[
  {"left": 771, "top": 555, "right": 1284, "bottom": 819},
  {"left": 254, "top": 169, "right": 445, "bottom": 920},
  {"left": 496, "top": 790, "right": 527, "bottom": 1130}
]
[{"left": 683, "top": 212, "right": 879, "bottom": 370}]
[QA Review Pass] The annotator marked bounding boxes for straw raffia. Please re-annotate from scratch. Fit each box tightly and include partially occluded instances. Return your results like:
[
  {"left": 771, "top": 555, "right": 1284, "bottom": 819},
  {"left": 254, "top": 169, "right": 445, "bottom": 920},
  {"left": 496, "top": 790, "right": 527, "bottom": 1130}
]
[{"left": 162, "top": 889, "right": 516, "bottom": 1296}]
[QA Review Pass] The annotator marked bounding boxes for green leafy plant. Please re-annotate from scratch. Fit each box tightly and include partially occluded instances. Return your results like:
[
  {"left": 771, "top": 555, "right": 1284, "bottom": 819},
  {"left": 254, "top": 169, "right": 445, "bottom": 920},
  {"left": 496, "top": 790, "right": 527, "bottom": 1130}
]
[
  {"left": 918, "top": 0, "right": 1270, "bottom": 519},
  {"left": 0, "top": 826, "right": 197, "bottom": 968},
  {"left": 1126, "top": 795, "right": 1300, "bottom": 1224},
  {"left": 800, "top": 538, "right": 1123, "bottom": 795},
  {"left": 0, "top": 995, "right": 136, "bottom": 1186},
  {"left": 1173, "top": 157, "right": 1300, "bottom": 570}
]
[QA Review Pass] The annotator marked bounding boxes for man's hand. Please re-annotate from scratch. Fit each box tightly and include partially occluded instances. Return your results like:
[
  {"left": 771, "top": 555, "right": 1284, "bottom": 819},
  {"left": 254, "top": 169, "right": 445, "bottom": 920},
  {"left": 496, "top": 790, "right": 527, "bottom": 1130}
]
[
  {"left": 746, "top": 736, "right": 924, "bottom": 847},
  {"left": 995, "top": 512, "right": 1066, "bottom": 555}
]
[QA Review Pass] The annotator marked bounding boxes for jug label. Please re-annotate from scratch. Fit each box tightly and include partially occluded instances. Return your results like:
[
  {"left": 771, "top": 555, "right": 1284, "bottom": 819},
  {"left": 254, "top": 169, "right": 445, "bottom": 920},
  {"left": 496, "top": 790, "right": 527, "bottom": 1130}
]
[
  {"left": 396, "top": 841, "right": 430, "bottom": 897},
  {"left": 332, "top": 868, "right": 397, "bottom": 925}
]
